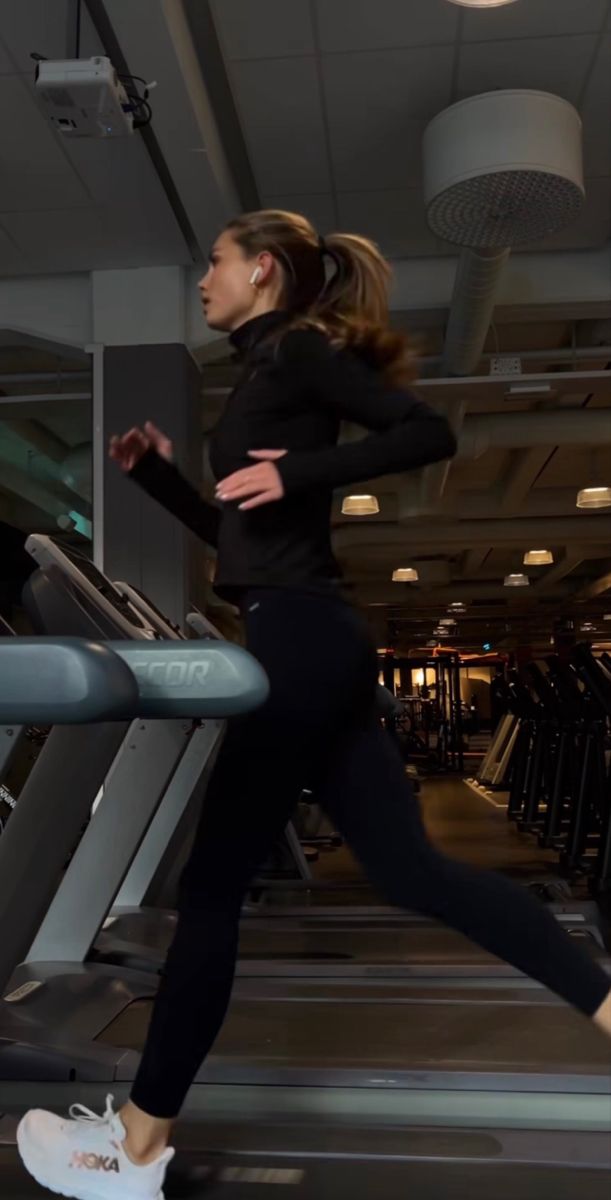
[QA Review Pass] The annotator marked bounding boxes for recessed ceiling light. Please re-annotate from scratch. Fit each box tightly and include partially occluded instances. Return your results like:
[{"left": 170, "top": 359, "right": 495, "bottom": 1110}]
[
  {"left": 342, "top": 494, "right": 379, "bottom": 516},
  {"left": 504, "top": 573, "right": 529, "bottom": 587},
  {"left": 392, "top": 567, "right": 419, "bottom": 583},
  {"left": 523, "top": 549, "right": 554, "bottom": 566},
  {"left": 576, "top": 486, "right": 611, "bottom": 509},
  {"left": 447, "top": 0, "right": 519, "bottom": 7},
  {"left": 504, "top": 384, "right": 557, "bottom": 401}
]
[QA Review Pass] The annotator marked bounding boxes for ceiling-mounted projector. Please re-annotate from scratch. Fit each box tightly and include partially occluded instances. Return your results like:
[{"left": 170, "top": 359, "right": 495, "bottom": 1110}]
[{"left": 35, "top": 56, "right": 134, "bottom": 137}]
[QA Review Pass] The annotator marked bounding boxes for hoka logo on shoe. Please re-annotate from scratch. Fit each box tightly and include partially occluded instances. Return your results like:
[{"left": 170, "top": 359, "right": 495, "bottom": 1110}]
[{"left": 70, "top": 1152, "right": 120, "bottom": 1173}]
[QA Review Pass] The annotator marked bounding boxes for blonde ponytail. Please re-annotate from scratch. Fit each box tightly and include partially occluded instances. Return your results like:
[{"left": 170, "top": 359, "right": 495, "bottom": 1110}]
[
  {"left": 307, "top": 233, "right": 417, "bottom": 387},
  {"left": 225, "top": 210, "right": 417, "bottom": 386}
]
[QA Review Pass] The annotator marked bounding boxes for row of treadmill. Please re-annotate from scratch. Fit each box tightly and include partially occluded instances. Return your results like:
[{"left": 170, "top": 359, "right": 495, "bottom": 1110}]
[
  {"left": 473, "top": 651, "right": 611, "bottom": 893},
  {"left": 0, "top": 534, "right": 610, "bottom": 1199}
]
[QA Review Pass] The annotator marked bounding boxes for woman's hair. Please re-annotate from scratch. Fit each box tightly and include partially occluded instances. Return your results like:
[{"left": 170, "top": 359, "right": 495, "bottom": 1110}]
[{"left": 224, "top": 209, "right": 416, "bottom": 386}]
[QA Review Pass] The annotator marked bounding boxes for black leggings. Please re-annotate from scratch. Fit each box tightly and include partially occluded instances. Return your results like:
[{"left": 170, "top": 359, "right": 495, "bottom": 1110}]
[{"left": 131, "top": 589, "right": 609, "bottom": 1118}]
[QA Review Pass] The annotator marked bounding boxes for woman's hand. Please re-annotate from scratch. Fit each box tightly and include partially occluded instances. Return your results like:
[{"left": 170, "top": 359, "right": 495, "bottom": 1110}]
[
  {"left": 109, "top": 421, "right": 174, "bottom": 473},
  {"left": 215, "top": 449, "right": 287, "bottom": 511}
]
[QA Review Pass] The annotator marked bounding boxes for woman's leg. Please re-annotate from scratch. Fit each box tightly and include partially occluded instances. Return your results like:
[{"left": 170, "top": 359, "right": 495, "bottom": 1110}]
[
  {"left": 318, "top": 719, "right": 611, "bottom": 1021},
  {"left": 123, "top": 590, "right": 379, "bottom": 1154},
  {"left": 126, "top": 720, "right": 309, "bottom": 1134}
]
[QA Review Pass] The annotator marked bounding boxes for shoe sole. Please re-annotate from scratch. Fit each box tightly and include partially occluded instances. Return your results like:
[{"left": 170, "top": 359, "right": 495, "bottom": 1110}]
[{"left": 16, "top": 1122, "right": 165, "bottom": 1200}]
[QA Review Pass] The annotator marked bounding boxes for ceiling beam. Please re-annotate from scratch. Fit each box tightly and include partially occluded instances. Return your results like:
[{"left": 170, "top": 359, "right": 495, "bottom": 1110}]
[
  {"left": 571, "top": 568, "right": 611, "bottom": 604},
  {"left": 96, "top": 0, "right": 244, "bottom": 259},
  {"left": 533, "top": 554, "right": 583, "bottom": 594},
  {"left": 461, "top": 547, "right": 491, "bottom": 577},
  {"left": 499, "top": 447, "right": 553, "bottom": 515},
  {"left": 355, "top": 583, "right": 571, "bottom": 606},
  {"left": 416, "top": 400, "right": 465, "bottom": 514},
  {"left": 334, "top": 515, "right": 610, "bottom": 551}
]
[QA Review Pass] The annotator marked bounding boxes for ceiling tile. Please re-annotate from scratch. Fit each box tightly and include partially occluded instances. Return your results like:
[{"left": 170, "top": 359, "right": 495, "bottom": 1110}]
[
  {"left": 211, "top": 0, "right": 314, "bottom": 59},
  {"left": 581, "top": 34, "right": 611, "bottom": 177},
  {"left": 457, "top": 35, "right": 598, "bottom": 107},
  {"left": 0, "top": 223, "right": 27, "bottom": 273},
  {"left": 462, "top": 0, "right": 609, "bottom": 42},
  {"left": 337, "top": 190, "right": 444, "bottom": 258},
  {"left": 520, "top": 177, "right": 611, "bottom": 252},
  {"left": 325, "top": 46, "right": 455, "bottom": 124},
  {"left": 323, "top": 47, "right": 454, "bottom": 192},
  {"left": 0, "top": 34, "right": 14, "bottom": 73},
  {"left": 229, "top": 57, "right": 332, "bottom": 193},
  {"left": 66, "top": 134, "right": 172, "bottom": 208},
  {"left": 261, "top": 193, "right": 336, "bottom": 234},
  {"left": 2, "top": 201, "right": 190, "bottom": 274},
  {"left": 331, "top": 114, "right": 427, "bottom": 193},
  {"left": 316, "top": 0, "right": 459, "bottom": 52},
  {"left": 0, "top": 76, "right": 90, "bottom": 211},
  {"left": 0, "top": 0, "right": 102, "bottom": 74}
]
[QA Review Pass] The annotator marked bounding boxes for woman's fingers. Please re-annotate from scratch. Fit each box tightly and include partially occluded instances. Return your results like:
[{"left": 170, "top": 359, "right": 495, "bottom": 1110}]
[
  {"left": 108, "top": 427, "right": 150, "bottom": 470},
  {"left": 144, "top": 421, "right": 174, "bottom": 462},
  {"left": 238, "top": 490, "right": 277, "bottom": 511}
]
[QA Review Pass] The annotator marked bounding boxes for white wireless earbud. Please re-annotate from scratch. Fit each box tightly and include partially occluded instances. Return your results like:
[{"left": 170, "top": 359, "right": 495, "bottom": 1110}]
[{"left": 249, "top": 266, "right": 263, "bottom": 286}]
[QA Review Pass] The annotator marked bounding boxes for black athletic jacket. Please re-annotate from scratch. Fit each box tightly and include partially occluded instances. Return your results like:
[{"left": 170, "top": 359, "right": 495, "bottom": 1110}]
[{"left": 129, "top": 311, "right": 456, "bottom": 601}]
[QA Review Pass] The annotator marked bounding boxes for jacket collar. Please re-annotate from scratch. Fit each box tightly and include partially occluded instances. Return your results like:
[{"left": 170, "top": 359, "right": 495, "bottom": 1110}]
[{"left": 229, "top": 310, "right": 291, "bottom": 359}]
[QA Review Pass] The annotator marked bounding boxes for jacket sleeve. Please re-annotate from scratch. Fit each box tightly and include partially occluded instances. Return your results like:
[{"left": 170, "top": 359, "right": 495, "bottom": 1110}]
[
  {"left": 129, "top": 449, "right": 220, "bottom": 549},
  {"left": 274, "top": 330, "right": 457, "bottom": 494}
]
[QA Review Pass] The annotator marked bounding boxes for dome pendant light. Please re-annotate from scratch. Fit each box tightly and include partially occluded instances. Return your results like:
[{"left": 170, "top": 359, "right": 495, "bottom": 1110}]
[
  {"left": 576, "top": 486, "right": 611, "bottom": 510},
  {"left": 342, "top": 494, "right": 380, "bottom": 516},
  {"left": 523, "top": 549, "right": 553, "bottom": 566}
]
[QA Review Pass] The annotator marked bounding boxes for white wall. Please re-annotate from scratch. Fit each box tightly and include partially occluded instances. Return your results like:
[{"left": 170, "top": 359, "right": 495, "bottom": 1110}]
[
  {"left": 0, "top": 274, "right": 91, "bottom": 345},
  {"left": 185, "top": 266, "right": 225, "bottom": 351},
  {"left": 3, "top": 244, "right": 610, "bottom": 349},
  {"left": 92, "top": 266, "right": 186, "bottom": 346},
  {"left": 390, "top": 245, "right": 611, "bottom": 310}
]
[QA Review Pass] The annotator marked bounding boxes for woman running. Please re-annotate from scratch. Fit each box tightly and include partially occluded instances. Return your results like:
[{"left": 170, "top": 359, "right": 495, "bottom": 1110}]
[{"left": 19, "top": 210, "right": 611, "bottom": 1200}]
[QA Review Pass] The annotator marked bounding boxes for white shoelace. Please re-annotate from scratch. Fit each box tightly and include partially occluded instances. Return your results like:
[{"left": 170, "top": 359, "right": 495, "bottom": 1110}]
[{"left": 68, "top": 1095, "right": 116, "bottom": 1128}]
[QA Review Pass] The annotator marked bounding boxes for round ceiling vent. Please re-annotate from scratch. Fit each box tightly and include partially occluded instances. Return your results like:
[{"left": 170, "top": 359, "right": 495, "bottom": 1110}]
[{"left": 424, "top": 90, "right": 585, "bottom": 249}]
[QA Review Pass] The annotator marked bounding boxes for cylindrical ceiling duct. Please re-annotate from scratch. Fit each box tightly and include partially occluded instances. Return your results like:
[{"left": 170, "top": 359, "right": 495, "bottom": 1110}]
[{"left": 423, "top": 90, "right": 585, "bottom": 376}]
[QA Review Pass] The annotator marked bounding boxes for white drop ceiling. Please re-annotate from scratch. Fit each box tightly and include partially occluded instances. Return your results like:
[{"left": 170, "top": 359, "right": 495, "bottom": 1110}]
[
  {"left": 211, "top": 0, "right": 611, "bottom": 258},
  {"left": 0, "top": 0, "right": 609, "bottom": 649},
  {"left": 0, "top": 0, "right": 190, "bottom": 275}
]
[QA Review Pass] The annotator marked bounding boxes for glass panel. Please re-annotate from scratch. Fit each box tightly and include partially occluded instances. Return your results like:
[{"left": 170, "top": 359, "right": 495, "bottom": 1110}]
[{"left": 0, "top": 339, "right": 92, "bottom": 629}]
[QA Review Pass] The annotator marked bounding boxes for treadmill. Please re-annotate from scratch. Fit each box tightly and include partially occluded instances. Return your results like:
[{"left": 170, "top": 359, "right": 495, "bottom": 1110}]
[
  {"left": 0, "top": 615, "right": 30, "bottom": 803},
  {"left": 0, "top": 586, "right": 609, "bottom": 1190},
  {"left": 18, "top": 537, "right": 609, "bottom": 989}
]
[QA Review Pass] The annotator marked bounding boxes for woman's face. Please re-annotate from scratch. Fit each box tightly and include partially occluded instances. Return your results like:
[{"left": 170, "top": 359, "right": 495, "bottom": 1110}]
[{"left": 199, "top": 231, "right": 264, "bottom": 332}]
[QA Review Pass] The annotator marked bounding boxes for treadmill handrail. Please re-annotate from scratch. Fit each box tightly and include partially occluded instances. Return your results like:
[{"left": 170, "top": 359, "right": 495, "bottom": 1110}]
[
  {"left": 107, "top": 639, "right": 269, "bottom": 719},
  {"left": 0, "top": 637, "right": 138, "bottom": 725}
]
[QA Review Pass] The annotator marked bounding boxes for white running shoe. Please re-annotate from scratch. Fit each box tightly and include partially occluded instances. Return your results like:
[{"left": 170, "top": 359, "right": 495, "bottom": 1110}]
[{"left": 17, "top": 1095, "right": 174, "bottom": 1200}]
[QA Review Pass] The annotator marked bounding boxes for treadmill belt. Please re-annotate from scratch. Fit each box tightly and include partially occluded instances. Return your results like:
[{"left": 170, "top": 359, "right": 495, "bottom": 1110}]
[
  {"left": 100, "top": 989, "right": 608, "bottom": 1074},
  {"left": 101, "top": 911, "right": 606, "bottom": 972},
  {"left": 166, "top": 1161, "right": 611, "bottom": 1199},
  {"left": 2, "top": 1149, "right": 608, "bottom": 1200}
]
